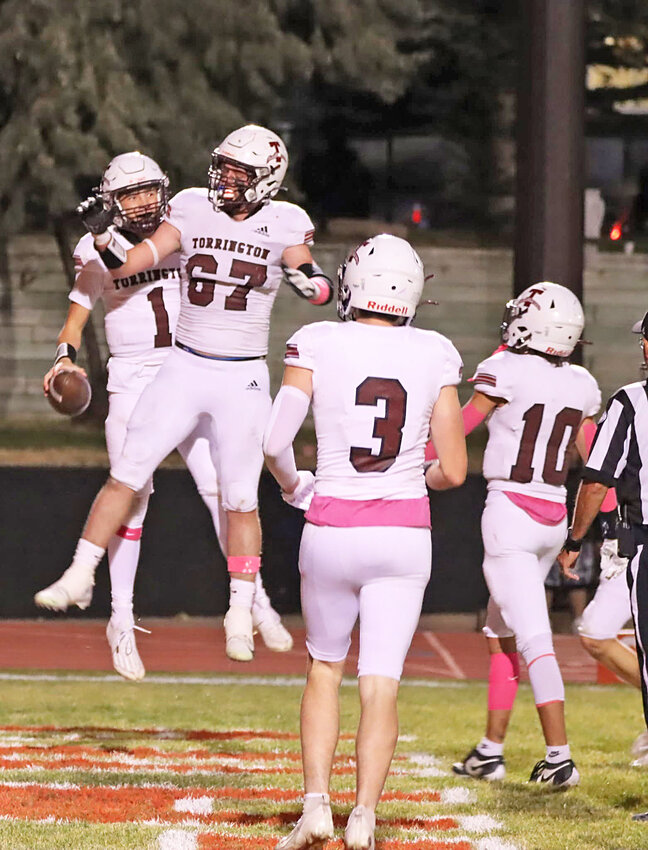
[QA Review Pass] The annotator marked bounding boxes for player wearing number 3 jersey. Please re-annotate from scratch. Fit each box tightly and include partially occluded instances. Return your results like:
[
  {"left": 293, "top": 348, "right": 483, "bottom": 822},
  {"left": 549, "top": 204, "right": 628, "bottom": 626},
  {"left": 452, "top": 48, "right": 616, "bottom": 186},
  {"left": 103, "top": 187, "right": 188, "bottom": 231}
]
[
  {"left": 264, "top": 235, "right": 467, "bottom": 850},
  {"left": 451, "top": 282, "right": 601, "bottom": 789},
  {"left": 35, "top": 126, "right": 332, "bottom": 663}
]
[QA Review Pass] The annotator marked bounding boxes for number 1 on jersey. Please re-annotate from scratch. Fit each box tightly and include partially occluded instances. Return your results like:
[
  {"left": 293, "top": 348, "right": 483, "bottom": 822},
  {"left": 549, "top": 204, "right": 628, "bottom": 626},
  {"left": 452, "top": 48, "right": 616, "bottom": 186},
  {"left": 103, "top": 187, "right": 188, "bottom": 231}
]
[{"left": 147, "top": 286, "right": 172, "bottom": 348}]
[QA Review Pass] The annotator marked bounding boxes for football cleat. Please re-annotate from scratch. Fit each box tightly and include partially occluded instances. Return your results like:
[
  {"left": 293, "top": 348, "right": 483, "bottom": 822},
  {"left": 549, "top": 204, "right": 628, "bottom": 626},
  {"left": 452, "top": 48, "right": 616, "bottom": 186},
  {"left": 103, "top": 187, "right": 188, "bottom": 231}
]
[
  {"left": 274, "top": 795, "right": 334, "bottom": 850},
  {"left": 452, "top": 747, "right": 506, "bottom": 781},
  {"left": 252, "top": 604, "right": 293, "bottom": 652},
  {"left": 224, "top": 605, "right": 254, "bottom": 662},
  {"left": 34, "top": 564, "right": 95, "bottom": 611},
  {"left": 344, "top": 805, "right": 376, "bottom": 850},
  {"left": 528, "top": 758, "right": 580, "bottom": 788},
  {"left": 106, "top": 618, "right": 147, "bottom": 682}
]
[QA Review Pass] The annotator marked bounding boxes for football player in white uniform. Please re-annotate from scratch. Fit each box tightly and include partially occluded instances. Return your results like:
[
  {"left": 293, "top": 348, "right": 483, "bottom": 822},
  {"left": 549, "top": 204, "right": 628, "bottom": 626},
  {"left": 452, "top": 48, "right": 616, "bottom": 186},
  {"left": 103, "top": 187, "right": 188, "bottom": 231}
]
[
  {"left": 264, "top": 235, "right": 467, "bottom": 850},
  {"left": 38, "top": 151, "right": 293, "bottom": 677},
  {"left": 450, "top": 282, "right": 601, "bottom": 789},
  {"left": 35, "top": 126, "right": 332, "bottom": 662}
]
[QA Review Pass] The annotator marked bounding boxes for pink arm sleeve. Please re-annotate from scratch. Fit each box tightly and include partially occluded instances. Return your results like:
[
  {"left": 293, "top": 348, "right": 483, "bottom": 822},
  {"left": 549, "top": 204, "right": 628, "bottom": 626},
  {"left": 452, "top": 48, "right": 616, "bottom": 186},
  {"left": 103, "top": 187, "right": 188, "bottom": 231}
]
[
  {"left": 581, "top": 420, "right": 617, "bottom": 511},
  {"left": 425, "top": 401, "right": 486, "bottom": 461}
]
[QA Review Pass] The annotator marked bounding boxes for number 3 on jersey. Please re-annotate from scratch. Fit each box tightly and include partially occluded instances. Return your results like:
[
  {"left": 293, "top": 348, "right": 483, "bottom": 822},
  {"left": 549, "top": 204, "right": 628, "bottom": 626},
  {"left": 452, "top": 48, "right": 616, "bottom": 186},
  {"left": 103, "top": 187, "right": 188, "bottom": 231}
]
[
  {"left": 510, "top": 403, "right": 583, "bottom": 485},
  {"left": 349, "top": 377, "right": 408, "bottom": 473}
]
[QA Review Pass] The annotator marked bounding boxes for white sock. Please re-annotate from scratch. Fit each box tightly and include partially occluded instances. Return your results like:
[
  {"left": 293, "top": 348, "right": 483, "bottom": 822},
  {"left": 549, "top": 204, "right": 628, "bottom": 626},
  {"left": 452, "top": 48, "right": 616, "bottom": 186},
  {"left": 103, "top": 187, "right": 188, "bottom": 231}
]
[
  {"left": 476, "top": 736, "right": 504, "bottom": 757},
  {"left": 303, "top": 792, "right": 330, "bottom": 812},
  {"left": 107, "top": 535, "right": 139, "bottom": 625},
  {"left": 72, "top": 539, "right": 104, "bottom": 571},
  {"left": 545, "top": 743, "right": 571, "bottom": 764},
  {"left": 253, "top": 572, "right": 272, "bottom": 608},
  {"left": 229, "top": 578, "right": 255, "bottom": 610}
]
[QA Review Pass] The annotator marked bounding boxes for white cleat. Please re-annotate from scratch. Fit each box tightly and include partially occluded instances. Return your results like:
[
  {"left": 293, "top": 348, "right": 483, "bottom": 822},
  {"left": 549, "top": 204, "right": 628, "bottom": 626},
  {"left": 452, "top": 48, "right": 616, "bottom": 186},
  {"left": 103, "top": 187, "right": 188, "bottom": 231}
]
[
  {"left": 34, "top": 564, "right": 95, "bottom": 611},
  {"left": 631, "top": 730, "right": 648, "bottom": 757},
  {"left": 253, "top": 604, "right": 294, "bottom": 652},
  {"left": 106, "top": 618, "right": 147, "bottom": 682},
  {"left": 344, "top": 805, "right": 375, "bottom": 850},
  {"left": 224, "top": 605, "right": 254, "bottom": 662},
  {"left": 275, "top": 795, "right": 334, "bottom": 850}
]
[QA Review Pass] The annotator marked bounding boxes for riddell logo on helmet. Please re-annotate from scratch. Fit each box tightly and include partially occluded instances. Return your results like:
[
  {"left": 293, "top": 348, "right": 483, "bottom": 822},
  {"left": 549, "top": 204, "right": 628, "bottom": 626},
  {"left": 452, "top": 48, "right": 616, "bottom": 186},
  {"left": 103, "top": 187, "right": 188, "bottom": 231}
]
[{"left": 366, "top": 300, "right": 407, "bottom": 314}]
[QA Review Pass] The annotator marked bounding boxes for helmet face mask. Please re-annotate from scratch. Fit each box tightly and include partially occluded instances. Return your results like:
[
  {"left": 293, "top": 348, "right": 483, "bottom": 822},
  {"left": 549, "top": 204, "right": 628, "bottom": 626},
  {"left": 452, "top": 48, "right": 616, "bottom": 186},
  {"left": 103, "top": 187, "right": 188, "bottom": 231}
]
[
  {"left": 501, "top": 282, "right": 584, "bottom": 358},
  {"left": 337, "top": 235, "right": 425, "bottom": 323},
  {"left": 99, "top": 152, "right": 169, "bottom": 236},
  {"left": 207, "top": 125, "right": 288, "bottom": 214}
]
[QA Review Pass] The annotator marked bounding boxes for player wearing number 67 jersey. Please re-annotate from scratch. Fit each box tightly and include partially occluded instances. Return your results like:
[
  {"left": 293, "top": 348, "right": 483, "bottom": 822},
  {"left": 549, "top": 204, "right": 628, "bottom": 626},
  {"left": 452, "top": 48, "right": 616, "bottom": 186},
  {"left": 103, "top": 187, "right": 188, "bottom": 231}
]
[
  {"left": 35, "top": 125, "right": 332, "bottom": 664},
  {"left": 264, "top": 235, "right": 467, "bottom": 850},
  {"left": 37, "top": 151, "right": 292, "bottom": 679},
  {"left": 451, "top": 281, "right": 601, "bottom": 790}
]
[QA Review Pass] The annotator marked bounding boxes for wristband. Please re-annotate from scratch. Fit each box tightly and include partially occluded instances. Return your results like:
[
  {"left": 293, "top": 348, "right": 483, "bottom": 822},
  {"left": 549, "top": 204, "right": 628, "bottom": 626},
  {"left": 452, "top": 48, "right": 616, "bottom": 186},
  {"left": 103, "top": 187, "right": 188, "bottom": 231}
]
[
  {"left": 143, "top": 238, "right": 160, "bottom": 266},
  {"left": 563, "top": 529, "right": 584, "bottom": 553},
  {"left": 54, "top": 343, "right": 77, "bottom": 365}
]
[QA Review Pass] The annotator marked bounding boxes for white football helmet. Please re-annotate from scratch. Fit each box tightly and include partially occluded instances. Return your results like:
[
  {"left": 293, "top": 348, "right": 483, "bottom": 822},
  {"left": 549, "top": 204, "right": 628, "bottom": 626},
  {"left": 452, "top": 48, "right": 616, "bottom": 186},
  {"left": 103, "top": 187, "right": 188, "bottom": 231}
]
[
  {"left": 337, "top": 234, "right": 425, "bottom": 322},
  {"left": 208, "top": 124, "right": 288, "bottom": 212},
  {"left": 501, "top": 281, "right": 584, "bottom": 357},
  {"left": 99, "top": 152, "right": 169, "bottom": 235}
]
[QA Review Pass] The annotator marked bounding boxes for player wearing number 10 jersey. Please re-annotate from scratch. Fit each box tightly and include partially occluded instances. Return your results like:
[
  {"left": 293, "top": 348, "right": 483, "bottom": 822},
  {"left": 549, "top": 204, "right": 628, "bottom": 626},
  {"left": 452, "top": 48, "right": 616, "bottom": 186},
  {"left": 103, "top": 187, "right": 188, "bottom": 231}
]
[
  {"left": 35, "top": 125, "right": 332, "bottom": 664},
  {"left": 452, "top": 281, "right": 601, "bottom": 790}
]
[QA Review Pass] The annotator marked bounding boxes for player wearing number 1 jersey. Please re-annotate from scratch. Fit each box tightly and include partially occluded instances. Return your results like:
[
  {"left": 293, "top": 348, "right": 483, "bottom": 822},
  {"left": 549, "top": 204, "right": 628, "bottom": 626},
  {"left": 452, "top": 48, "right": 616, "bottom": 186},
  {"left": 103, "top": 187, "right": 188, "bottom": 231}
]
[
  {"left": 264, "top": 235, "right": 467, "bottom": 850},
  {"left": 35, "top": 125, "right": 332, "bottom": 663},
  {"left": 452, "top": 282, "right": 601, "bottom": 790},
  {"left": 36, "top": 151, "right": 292, "bottom": 678}
]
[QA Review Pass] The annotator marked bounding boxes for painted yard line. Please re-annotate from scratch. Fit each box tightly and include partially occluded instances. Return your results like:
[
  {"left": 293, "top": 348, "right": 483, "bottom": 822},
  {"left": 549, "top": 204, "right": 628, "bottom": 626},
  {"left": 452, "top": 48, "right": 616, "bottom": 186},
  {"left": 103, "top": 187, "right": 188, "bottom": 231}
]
[
  {"left": 421, "top": 632, "right": 467, "bottom": 680},
  {"left": 194, "top": 835, "right": 475, "bottom": 850},
  {"left": 0, "top": 724, "right": 304, "bottom": 741},
  {"left": 0, "top": 782, "right": 448, "bottom": 805},
  {"left": 0, "top": 672, "right": 467, "bottom": 688}
]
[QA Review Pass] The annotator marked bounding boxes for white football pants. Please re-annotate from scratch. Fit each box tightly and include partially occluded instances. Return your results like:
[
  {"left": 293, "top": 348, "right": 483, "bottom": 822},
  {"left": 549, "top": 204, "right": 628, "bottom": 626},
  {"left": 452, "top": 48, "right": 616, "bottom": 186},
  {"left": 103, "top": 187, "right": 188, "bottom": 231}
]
[{"left": 299, "top": 524, "right": 431, "bottom": 681}]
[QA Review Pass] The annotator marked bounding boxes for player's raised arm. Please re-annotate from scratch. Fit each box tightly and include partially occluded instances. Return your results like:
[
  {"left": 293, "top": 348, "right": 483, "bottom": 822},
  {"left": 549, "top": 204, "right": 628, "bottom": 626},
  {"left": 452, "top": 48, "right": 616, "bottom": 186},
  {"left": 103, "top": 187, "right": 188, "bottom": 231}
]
[
  {"left": 425, "top": 385, "right": 467, "bottom": 490},
  {"left": 282, "top": 243, "right": 333, "bottom": 306}
]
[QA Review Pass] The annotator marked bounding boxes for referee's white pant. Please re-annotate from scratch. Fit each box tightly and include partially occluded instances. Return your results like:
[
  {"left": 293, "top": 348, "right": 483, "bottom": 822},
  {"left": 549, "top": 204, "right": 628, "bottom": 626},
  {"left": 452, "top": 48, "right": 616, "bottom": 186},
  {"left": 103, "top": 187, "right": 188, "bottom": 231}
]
[{"left": 627, "top": 532, "right": 648, "bottom": 726}]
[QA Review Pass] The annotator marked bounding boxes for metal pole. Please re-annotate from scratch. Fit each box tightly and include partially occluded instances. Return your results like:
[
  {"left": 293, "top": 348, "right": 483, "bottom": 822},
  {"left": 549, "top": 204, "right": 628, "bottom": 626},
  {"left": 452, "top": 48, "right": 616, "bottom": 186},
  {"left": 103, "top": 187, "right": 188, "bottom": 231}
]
[{"left": 514, "top": 0, "right": 585, "bottom": 304}]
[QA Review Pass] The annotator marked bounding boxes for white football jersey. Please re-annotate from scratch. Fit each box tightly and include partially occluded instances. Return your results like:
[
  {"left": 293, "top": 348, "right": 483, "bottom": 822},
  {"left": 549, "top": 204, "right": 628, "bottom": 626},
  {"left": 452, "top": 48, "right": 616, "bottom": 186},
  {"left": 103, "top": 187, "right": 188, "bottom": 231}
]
[
  {"left": 165, "top": 189, "right": 315, "bottom": 357},
  {"left": 472, "top": 349, "right": 601, "bottom": 501},
  {"left": 284, "top": 321, "right": 463, "bottom": 500},
  {"left": 70, "top": 230, "right": 181, "bottom": 370}
]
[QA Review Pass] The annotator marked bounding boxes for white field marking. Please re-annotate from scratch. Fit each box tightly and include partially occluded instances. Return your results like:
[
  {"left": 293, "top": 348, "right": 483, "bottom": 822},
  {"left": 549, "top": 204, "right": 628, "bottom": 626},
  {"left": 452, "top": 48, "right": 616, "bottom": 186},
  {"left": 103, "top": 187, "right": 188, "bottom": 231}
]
[
  {"left": 440, "top": 787, "right": 476, "bottom": 804},
  {"left": 397, "top": 734, "right": 418, "bottom": 742},
  {"left": 476, "top": 839, "right": 520, "bottom": 850},
  {"left": 173, "top": 796, "right": 214, "bottom": 816},
  {"left": 459, "top": 815, "right": 502, "bottom": 832},
  {"left": 158, "top": 831, "right": 198, "bottom": 850},
  {"left": 421, "top": 632, "right": 467, "bottom": 680},
  {"left": 0, "top": 780, "right": 81, "bottom": 790},
  {"left": 399, "top": 752, "right": 448, "bottom": 777},
  {"left": 396, "top": 766, "right": 447, "bottom": 778},
  {"left": 0, "top": 672, "right": 467, "bottom": 689}
]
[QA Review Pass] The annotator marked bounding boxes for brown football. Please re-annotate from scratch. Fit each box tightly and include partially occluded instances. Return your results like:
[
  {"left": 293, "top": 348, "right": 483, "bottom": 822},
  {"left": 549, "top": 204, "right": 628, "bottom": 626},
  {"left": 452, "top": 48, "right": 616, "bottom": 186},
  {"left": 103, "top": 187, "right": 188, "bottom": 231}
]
[{"left": 47, "top": 369, "right": 92, "bottom": 417}]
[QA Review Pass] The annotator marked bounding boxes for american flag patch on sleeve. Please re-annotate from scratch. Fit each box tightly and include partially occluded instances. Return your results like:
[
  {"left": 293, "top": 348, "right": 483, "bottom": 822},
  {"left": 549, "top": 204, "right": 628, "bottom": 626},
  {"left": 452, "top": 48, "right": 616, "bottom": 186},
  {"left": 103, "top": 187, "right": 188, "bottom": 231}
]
[
  {"left": 285, "top": 343, "right": 300, "bottom": 358},
  {"left": 473, "top": 371, "right": 497, "bottom": 387}
]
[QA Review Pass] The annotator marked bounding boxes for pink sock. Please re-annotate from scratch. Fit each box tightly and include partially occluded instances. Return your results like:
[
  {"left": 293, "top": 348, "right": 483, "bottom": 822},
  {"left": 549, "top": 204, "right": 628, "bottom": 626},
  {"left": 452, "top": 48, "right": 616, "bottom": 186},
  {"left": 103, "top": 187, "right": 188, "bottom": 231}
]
[{"left": 488, "top": 652, "right": 520, "bottom": 711}]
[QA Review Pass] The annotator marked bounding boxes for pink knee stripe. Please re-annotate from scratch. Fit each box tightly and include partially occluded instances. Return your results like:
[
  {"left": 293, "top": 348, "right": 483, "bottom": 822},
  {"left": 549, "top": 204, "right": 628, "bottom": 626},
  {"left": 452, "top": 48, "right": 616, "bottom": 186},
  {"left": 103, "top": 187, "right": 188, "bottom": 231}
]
[
  {"left": 488, "top": 652, "right": 519, "bottom": 711},
  {"left": 227, "top": 556, "right": 261, "bottom": 574},
  {"left": 116, "top": 525, "right": 142, "bottom": 541},
  {"left": 527, "top": 652, "right": 555, "bottom": 669}
]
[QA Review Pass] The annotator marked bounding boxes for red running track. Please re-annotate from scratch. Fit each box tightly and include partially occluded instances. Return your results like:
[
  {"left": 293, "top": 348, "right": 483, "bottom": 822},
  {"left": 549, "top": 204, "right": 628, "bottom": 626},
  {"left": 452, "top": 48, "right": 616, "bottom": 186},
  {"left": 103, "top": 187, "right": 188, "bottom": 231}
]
[{"left": 0, "top": 618, "right": 599, "bottom": 683}]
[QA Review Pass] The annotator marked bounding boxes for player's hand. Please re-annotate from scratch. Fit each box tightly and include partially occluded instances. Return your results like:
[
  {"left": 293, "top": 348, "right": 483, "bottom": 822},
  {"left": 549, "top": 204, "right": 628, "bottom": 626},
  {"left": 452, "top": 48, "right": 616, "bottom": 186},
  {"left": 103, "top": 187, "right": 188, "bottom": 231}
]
[
  {"left": 599, "top": 538, "right": 627, "bottom": 580},
  {"left": 557, "top": 548, "right": 580, "bottom": 582},
  {"left": 283, "top": 266, "right": 318, "bottom": 300},
  {"left": 43, "top": 361, "right": 87, "bottom": 395},
  {"left": 76, "top": 195, "right": 115, "bottom": 236},
  {"left": 282, "top": 470, "right": 315, "bottom": 511}
]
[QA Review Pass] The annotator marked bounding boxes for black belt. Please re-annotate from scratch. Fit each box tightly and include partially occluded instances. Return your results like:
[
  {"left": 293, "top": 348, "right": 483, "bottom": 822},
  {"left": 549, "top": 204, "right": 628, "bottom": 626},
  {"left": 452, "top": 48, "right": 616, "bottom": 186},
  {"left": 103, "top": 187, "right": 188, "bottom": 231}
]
[{"left": 175, "top": 341, "right": 265, "bottom": 361}]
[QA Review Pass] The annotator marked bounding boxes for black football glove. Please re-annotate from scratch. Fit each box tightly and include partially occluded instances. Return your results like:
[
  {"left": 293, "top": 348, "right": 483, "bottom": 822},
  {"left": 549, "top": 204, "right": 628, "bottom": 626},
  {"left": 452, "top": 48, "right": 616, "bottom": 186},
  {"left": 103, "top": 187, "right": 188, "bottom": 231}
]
[{"left": 76, "top": 195, "right": 115, "bottom": 236}]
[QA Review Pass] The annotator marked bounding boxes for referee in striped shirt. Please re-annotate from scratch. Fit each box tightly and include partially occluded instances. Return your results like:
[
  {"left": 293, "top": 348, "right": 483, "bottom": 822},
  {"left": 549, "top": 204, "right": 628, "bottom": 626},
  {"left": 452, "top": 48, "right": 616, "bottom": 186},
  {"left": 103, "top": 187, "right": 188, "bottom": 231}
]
[{"left": 558, "top": 311, "right": 648, "bottom": 821}]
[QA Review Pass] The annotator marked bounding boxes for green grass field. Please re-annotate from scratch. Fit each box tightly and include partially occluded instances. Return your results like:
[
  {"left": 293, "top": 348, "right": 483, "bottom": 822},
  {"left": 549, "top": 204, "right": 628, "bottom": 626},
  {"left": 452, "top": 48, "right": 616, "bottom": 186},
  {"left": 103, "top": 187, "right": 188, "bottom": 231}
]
[{"left": 0, "top": 673, "right": 646, "bottom": 849}]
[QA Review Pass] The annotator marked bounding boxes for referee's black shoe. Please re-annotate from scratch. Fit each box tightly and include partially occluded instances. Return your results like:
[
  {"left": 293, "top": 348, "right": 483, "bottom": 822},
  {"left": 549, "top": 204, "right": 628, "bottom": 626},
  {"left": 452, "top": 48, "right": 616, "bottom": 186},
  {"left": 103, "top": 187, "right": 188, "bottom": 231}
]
[
  {"left": 452, "top": 747, "right": 506, "bottom": 781},
  {"left": 528, "top": 758, "right": 580, "bottom": 788}
]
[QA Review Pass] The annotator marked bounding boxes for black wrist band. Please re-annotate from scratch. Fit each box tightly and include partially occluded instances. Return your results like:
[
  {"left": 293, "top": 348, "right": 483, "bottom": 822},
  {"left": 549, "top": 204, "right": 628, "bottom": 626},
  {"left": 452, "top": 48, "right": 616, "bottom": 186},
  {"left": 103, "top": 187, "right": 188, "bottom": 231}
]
[
  {"left": 54, "top": 343, "right": 77, "bottom": 365},
  {"left": 563, "top": 530, "right": 584, "bottom": 553}
]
